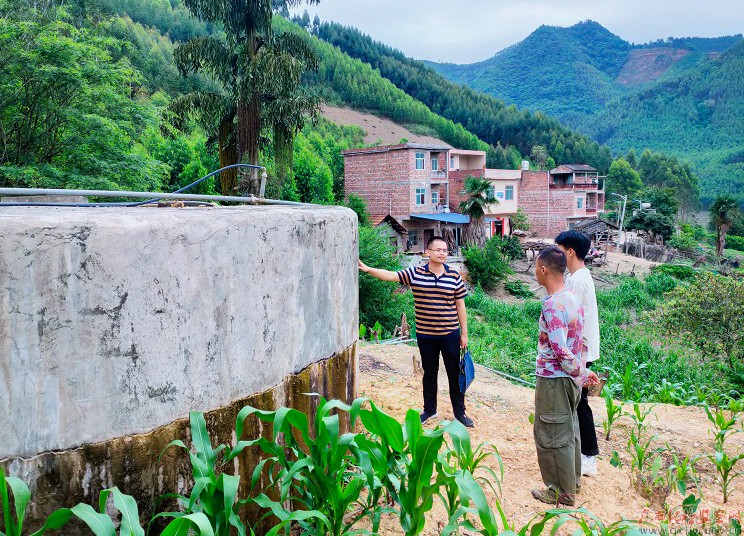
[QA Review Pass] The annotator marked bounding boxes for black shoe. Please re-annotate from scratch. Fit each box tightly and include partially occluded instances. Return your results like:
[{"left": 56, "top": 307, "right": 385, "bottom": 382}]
[
  {"left": 420, "top": 410, "right": 438, "bottom": 424},
  {"left": 455, "top": 413, "right": 474, "bottom": 428}
]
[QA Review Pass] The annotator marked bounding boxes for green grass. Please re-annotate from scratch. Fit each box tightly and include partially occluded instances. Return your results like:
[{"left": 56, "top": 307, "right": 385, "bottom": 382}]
[{"left": 463, "top": 272, "right": 738, "bottom": 405}]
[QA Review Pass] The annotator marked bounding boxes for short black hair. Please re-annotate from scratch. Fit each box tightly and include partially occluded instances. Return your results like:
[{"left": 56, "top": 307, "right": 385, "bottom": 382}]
[
  {"left": 426, "top": 236, "right": 447, "bottom": 249},
  {"left": 537, "top": 246, "right": 567, "bottom": 274},
  {"left": 555, "top": 230, "right": 591, "bottom": 260}
]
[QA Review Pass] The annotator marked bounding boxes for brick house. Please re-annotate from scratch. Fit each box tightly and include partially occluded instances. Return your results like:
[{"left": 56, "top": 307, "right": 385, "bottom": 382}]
[
  {"left": 518, "top": 164, "right": 605, "bottom": 237},
  {"left": 342, "top": 143, "right": 469, "bottom": 253},
  {"left": 343, "top": 142, "right": 605, "bottom": 248},
  {"left": 448, "top": 149, "right": 521, "bottom": 238}
]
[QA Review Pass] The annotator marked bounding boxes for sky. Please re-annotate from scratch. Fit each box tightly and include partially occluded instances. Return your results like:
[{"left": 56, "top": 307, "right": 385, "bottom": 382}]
[{"left": 290, "top": 0, "right": 744, "bottom": 64}]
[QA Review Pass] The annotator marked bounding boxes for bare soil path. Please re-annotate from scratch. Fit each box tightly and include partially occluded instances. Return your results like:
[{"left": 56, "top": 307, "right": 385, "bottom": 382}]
[{"left": 357, "top": 342, "right": 744, "bottom": 534}]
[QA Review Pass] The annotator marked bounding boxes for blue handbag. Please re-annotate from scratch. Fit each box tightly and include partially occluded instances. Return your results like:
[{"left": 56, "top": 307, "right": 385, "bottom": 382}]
[{"left": 458, "top": 348, "right": 475, "bottom": 393}]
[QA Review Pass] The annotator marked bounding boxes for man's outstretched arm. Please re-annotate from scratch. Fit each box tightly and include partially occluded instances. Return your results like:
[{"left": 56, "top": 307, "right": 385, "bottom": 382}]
[{"left": 358, "top": 260, "right": 400, "bottom": 282}]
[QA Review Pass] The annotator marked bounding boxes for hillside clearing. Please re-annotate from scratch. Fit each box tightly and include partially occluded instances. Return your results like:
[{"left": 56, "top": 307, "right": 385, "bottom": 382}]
[{"left": 321, "top": 104, "right": 449, "bottom": 146}]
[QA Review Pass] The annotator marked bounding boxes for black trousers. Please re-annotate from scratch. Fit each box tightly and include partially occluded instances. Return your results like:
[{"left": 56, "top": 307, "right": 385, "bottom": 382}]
[
  {"left": 417, "top": 332, "right": 465, "bottom": 416},
  {"left": 578, "top": 362, "right": 599, "bottom": 456}
]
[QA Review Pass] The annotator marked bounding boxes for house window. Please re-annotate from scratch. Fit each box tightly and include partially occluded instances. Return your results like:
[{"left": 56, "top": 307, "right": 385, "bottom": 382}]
[
  {"left": 432, "top": 190, "right": 439, "bottom": 205},
  {"left": 505, "top": 185, "right": 514, "bottom": 200},
  {"left": 577, "top": 197, "right": 583, "bottom": 209},
  {"left": 486, "top": 186, "right": 495, "bottom": 201},
  {"left": 450, "top": 156, "right": 455, "bottom": 169},
  {"left": 415, "top": 187, "right": 426, "bottom": 205},
  {"left": 409, "top": 230, "right": 418, "bottom": 245},
  {"left": 431, "top": 158, "right": 438, "bottom": 171},
  {"left": 415, "top": 152, "right": 425, "bottom": 170}
]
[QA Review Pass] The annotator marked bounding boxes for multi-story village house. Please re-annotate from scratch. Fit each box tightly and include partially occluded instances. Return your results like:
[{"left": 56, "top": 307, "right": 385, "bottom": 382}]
[{"left": 342, "top": 143, "right": 605, "bottom": 251}]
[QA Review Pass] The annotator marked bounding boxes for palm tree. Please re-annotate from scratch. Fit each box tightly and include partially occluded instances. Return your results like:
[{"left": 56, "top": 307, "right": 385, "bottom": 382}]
[
  {"left": 459, "top": 176, "right": 496, "bottom": 247},
  {"left": 710, "top": 195, "right": 740, "bottom": 256},
  {"left": 172, "top": 0, "right": 319, "bottom": 195}
]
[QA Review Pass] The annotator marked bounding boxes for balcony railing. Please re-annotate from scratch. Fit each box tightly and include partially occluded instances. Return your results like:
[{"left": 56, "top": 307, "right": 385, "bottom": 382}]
[
  {"left": 430, "top": 171, "right": 446, "bottom": 179},
  {"left": 550, "top": 182, "right": 599, "bottom": 190},
  {"left": 586, "top": 207, "right": 597, "bottom": 213}
]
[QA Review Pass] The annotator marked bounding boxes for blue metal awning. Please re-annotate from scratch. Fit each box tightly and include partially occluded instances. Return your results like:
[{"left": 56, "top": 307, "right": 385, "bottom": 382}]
[{"left": 411, "top": 213, "right": 470, "bottom": 224}]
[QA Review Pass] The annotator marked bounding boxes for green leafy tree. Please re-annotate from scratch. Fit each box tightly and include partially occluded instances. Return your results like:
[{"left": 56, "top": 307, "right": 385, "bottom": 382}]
[
  {"left": 530, "top": 145, "right": 548, "bottom": 170},
  {"left": 642, "top": 186, "right": 679, "bottom": 219},
  {"left": 656, "top": 273, "right": 744, "bottom": 372},
  {"left": 710, "top": 195, "right": 741, "bottom": 256},
  {"left": 625, "top": 211, "right": 675, "bottom": 241},
  {"left": 462, "top": 237, "right": 513, "bottom": 291},
  {"left": 0, "top": 3, "right": 167, "bottom": 191},
  {"left": 606, "top": 158, "right": 643, "bottom": 198},
  {"left": 459, "top": 176, "right": 493, "bottom": 247},
  {"left": 510, "top": 207, "right": 531, "bottom": 232},
  {"left": 172, "top": 0, "right": 319, "bottom": 195},
  {"left": 345, "top": 194, "right": 370, "bottom": 226}
]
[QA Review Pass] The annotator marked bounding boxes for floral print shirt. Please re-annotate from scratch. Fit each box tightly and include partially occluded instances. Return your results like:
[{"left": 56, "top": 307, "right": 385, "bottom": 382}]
[{"left": 536, "top": 288, "right": 590, "bottom": 387}]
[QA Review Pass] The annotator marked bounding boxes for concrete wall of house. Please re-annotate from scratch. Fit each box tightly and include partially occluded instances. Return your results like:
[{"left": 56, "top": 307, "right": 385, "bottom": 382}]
[
  {"left": 0, "top": 205, "right": 358, "bottom": 529},
  {"left": 485, "top": 179, "right": 519, "bottom": 215}
]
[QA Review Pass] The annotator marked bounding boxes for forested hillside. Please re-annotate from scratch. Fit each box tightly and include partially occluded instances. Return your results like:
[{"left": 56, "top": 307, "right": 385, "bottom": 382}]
[
  {"left": 313, "top": 19, "right": 614, "bottom": 173},
  {"left": 576, "top": 40, "right": 744, "bottom": 202},
  {"left": 428, "top": 21, "right": 629, "bottom": 120},
  {"left": 421, "top": 20, "right": 743, "bottom": 203},
  {"left": 0, "top": 0, "right": 705, "bottom": 211}
]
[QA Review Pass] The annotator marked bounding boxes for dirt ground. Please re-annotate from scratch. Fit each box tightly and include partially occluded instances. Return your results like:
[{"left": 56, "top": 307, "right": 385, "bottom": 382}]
[
  {"left": 356, "top": 343, "right": 744, "bottom": 534},
  {"left": 321, "top": 105, "right": 448, "bottom": 146},
  {"left": 492, "top": 250, "right": 660, "bottom": 302}
]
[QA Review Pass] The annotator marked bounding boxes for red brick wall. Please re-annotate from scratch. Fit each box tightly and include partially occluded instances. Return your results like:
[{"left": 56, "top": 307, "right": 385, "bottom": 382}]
[
  {"left": 343, "top": 148, "right": 448, "bottom": 219},
  {"left": 343, "top": 150, "right": 413, "bottom": 218},
  {"left": 448, "top": 168, "right": 485, "bottom": 211}
]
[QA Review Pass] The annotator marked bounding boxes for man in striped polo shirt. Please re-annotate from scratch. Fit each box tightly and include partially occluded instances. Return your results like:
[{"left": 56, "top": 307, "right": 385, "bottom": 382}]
[{"left": 358, "top": 236, "right": 473, "bottom": 428}]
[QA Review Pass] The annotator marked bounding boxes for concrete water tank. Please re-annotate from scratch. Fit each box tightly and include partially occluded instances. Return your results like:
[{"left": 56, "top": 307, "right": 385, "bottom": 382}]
[{"left": 0, "top": 204, "right": 358, "bottom": 528}]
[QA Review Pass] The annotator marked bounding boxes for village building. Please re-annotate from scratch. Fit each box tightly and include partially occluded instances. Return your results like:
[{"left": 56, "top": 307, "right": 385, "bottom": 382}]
[
  {"left": 342, "top": 143, "right": 468, "bottom": 253},
  {"left": 342, "top": 144, "right": 605, "bottom": 251},
  {"left": 519, "top": 164, "right": 606, "bottom": 237}
]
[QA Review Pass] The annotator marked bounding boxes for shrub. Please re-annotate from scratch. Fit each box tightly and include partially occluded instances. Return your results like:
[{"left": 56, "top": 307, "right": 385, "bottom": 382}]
[
  {"left": 651, "top": 264, "right": 698, "bottom": 281},
  {"left": 358, "top": 225, "right": 414, "bottom": 335},
  {"left": 726, "top": 234, "right": 744, "bottom": 252},
  {"left": 504, "top": 279, "right": 535, "bottom": 299},
  {"left": 656, "top": 272, "right": 744, "bottom": 370},
  {"left": 491, "top": 235, "right": 524, "bottom": 260},
  {"left": 668, "top": 232, "right": 698, "bottom": 252},
  {"left": 463, "top": 237, "right": 514, "bottom": 291}
]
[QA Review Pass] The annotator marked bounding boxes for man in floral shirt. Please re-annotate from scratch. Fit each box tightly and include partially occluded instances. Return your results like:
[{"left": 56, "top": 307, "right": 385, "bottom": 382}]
[{"left": 531, "top": 246, "right": 599, "bottom": 506}]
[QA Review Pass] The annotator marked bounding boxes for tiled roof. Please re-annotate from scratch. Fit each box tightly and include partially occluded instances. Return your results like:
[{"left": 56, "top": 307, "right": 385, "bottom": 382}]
[
  {"left": 550, "top": 164, "right": 598, "bottom": 174},
  {"left": 342, "top": 143, "right": 451, "bottom": 156}
]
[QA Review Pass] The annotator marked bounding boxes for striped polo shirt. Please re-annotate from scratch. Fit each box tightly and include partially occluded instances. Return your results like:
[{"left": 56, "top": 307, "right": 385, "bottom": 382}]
[{"left": 397, "top": 263, "right": 467, "bottom": 337}]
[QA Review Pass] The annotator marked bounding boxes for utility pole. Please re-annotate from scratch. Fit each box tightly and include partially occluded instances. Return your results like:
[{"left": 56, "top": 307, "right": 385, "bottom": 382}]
[{"left": 609, "top": 192, "right": 628, "bottom": 250}]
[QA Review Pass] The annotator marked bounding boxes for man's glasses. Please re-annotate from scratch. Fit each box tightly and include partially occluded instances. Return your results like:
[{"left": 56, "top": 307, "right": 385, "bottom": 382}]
[{"left": 428, "top": 248, "right": 448, "bottom": 253}]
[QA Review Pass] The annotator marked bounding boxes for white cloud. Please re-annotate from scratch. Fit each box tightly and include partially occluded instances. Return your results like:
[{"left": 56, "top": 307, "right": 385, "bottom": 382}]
[{"left": 291, "top": 0, "right": 744, "bottom": 63}]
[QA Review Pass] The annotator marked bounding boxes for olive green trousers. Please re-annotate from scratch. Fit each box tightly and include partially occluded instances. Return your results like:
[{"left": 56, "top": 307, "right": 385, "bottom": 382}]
[{"left": 533, "top": 376, "right": 582, "bottom": 498}]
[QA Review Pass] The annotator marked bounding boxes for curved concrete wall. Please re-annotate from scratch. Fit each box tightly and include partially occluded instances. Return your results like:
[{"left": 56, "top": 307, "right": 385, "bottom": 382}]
[{"left": 0, "top": 205, "right": 358, "bottom": 460}]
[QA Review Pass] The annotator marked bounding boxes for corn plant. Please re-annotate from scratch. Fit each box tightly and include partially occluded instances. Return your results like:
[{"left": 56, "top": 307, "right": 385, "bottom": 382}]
[
  {"left": 156, "top": 411, "right": 254, "bottom": 536},
  {"left": 709, "top": 450, "right": 744, "bottom": 504},
  {"left": 0, "top": 469, "right": 213, "bottom": 536},
  {"left": 602, "top": 388, "right": 623, "bottom": 441},
  {"left": 234, "top": 395, "right": 369, "bottom": 536},
  {"left": 524, "top": 508, "right": 648, "bottom": 536},
  {"left": 440, "top": 471, "right": 513, "bottom": 536},
  {"left": 625, "top": 402, "right": 656, "bottom": 438},
  {"left": 358, "top": 404, "right": 468, "bottom": 536},
  {"left": 667, "top": 453, "right": 701, "bottom": 496},
  {"left": 436, "top": 427, "right": 503, "bottom": 523},
  {"left": 703, "top": 404, "right": 741, "bottom": 449}
]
